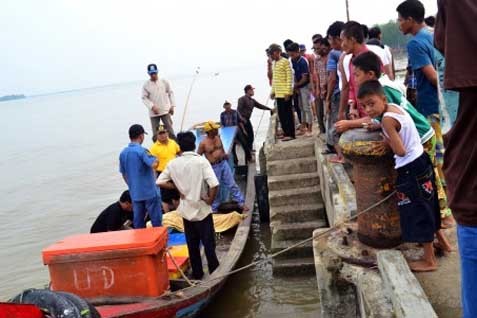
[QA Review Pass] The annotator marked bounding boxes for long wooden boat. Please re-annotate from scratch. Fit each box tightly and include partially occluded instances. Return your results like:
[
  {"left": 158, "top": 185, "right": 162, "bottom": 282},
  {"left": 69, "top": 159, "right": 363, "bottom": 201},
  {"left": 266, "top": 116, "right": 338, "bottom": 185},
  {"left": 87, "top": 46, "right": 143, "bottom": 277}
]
[{"left": 7, "top": 125, "right": 255, "bottom": 318}]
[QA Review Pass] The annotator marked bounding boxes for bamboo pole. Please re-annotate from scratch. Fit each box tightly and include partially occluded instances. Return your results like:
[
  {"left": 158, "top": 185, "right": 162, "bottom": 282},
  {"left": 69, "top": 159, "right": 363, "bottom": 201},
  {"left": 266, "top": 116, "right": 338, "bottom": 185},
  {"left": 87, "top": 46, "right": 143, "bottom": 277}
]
[{"left": 345, "top": 0, "right": 350, "bottom": 21}]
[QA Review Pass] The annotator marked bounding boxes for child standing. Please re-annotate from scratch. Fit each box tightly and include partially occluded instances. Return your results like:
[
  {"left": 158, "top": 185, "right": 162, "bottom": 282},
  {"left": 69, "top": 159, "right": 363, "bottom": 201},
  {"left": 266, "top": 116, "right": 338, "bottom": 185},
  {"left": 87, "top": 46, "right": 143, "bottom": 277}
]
[{"left": 358, "top": 80, "right": 448, "bottom": 272}]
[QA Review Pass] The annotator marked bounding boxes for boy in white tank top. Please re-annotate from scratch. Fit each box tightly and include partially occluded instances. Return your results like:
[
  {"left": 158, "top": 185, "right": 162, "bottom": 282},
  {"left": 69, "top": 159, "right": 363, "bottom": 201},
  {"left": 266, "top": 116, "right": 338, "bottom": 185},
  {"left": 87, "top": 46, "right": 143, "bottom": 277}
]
[{"left": 357, "top": 80, "right": 451, "bottom": 272}]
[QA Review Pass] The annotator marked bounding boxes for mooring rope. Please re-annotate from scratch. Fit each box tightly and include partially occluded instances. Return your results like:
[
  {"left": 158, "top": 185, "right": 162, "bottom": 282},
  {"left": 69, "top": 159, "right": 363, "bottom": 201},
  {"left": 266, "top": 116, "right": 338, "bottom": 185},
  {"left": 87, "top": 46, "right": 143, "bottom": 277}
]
[{"left": 178, "top": 190, "right": 396, "bottom": 292}]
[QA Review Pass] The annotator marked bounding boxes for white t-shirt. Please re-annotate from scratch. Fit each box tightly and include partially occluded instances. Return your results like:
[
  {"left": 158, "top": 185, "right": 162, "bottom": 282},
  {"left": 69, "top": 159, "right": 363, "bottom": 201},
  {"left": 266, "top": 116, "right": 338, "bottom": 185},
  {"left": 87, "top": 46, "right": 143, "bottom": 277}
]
[
  {"left": 157, "top": 151, "right": 219, "bottom": 221},
  {"left": 342, "top": 45, "right": 391, "bottom": 82}
]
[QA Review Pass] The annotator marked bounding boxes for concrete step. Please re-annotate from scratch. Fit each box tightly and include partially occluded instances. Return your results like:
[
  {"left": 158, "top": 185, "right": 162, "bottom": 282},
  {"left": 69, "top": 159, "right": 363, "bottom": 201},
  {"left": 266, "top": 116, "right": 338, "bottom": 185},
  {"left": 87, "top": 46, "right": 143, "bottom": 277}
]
[
  {"left": 266, "top": 157, "right": 317, "bottom": 176},
  {"left": 271, "top": 239, "right": 314, "bottom": 259},
  {"left": 270, "top": 203, "right": 326, "bottom": 223},
  {"left": 273, "top": 257, "right": 316, "bottom": 276},
  {"left": 268, "top": 186, "right": 322, "bottom": 208},
  {"left": 272, "top": 220, "right": 327, "bottom": 241},
  {"left": 267, "top": 140, "right": 315, "bottom": 161},
  {"left": 268, "top": 172, "right": 320, "bottom": 191}
]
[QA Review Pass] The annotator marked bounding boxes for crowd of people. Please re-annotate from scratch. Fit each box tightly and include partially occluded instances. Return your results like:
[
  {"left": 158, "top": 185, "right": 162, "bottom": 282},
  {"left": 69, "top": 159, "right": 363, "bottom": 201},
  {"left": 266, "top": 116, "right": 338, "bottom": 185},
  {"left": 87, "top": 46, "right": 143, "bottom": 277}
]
[
  {"left": 89, "top": 0, "right": 476, "bottom": 315},
  {"left": 265, "top": 0, "right": 474, "bottom": 316}
]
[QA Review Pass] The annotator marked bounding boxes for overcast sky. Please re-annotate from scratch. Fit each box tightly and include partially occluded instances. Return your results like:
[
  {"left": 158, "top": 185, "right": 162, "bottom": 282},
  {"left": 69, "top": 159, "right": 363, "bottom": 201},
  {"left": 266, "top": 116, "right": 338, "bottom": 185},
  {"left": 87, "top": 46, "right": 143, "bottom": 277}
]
[{"left": 1, "top": 0, "right": 437, "bottom": 96}]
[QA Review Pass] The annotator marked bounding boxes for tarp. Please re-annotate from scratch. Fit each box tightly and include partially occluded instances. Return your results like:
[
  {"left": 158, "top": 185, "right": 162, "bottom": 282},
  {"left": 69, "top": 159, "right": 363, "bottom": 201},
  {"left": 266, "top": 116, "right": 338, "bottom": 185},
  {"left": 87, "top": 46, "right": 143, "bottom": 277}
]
[{"left": 162, "top": 211, "right": 246, "bottom": 233}]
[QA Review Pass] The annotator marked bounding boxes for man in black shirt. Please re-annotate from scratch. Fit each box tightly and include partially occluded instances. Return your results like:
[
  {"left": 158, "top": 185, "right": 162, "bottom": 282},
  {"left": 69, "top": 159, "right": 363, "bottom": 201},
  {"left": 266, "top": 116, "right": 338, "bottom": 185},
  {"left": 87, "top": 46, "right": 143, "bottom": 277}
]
[{"left": 90, "top": 191, "right": 134, "bottom": 233}]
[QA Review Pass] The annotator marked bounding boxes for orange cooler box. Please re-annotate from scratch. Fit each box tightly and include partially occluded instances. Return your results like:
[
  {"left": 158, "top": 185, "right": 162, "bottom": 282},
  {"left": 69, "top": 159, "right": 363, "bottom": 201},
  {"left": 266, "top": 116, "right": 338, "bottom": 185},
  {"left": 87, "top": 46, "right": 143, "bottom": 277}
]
[{"left": 42, "top": 228, "right": 169, "bottom": 299}]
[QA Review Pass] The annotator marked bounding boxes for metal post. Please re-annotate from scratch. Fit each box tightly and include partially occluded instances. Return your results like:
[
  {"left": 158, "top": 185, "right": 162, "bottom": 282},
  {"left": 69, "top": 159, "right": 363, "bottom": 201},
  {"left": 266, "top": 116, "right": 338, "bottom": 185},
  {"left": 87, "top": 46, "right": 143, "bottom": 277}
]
[{"left": 345, "top": 0, "right": 350, "bottom": 21}]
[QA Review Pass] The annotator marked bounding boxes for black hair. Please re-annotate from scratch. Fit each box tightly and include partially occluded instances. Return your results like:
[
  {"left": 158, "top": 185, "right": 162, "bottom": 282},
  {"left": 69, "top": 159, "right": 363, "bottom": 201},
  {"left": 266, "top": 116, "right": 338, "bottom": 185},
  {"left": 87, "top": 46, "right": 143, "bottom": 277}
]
[
  {"left": 327, "top": 21, "right": 345, "bottom": 38},
  {"left": 343, "top": 21, "right": 365, "bottom": 44},
  {"left": 319, "top": 37, "right": 330, "bottom": 47},
  {"left": 368, "top": 26, "right": 381, "bottom": 39},
  {"left": 312, "top": 34, "right": 323, "bottom": 43},
  {"left": 223, "top": 101, "right": 231, "bottom": 107},
  {"left": 357, "top": 80, "right": 385, "bottom": 99},
  {"left": 361, "top": 24, "right": 369, "bottom": 39},
  {"left": 352, "top": 51, "right": 382, "bottom": 79},
  {"left": 424, "top": 16, "right": 435, "bottom": 27},
  {"left": 396, "top": 0, "right": 425, "bottom": 24},
  {"left": 177, "top": 131, "right": 196, "bottom": 152},
  {"left": 120, "top": 190, "right": 132, "bottom": 203},
  {"left": 286, "top": 42, "right": 300, "bottom": 53},
  {"left": 283, "top": 39, "right": 294, "bottom": 50}
]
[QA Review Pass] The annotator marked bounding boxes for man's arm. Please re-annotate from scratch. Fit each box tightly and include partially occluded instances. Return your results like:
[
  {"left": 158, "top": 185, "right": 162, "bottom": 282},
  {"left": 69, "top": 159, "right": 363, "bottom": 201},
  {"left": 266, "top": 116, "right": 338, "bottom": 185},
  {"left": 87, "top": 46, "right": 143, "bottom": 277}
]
[
  {"left": 164, "top": 80, "right": 176, "bottom": 115},
  {"left": 122, "top": 174, "right": 128, "bottom": 185},
  {"left": 205, "top": 186, "right": 219, "bottom": 206},
  {"left": 338, "top": 55, "right": 349, "bottom": 120},
  {"left": 326, "top": 71, "right": 337, "bottom": 109},
  {"left": 141, "top": 84, "right": 154, "bottom": 111},
  {"left": 284, "top": 60, "right": 293, "bottom": 100},
  {"left": 202, "top": 159, "right": 220, "bottom": 205},
  {"left": 421, "top": 65, "right": 438, "bottom": 87},
  {"left": 253, "top": 98, "right": 272, "bottom": 111},
  {"left": 156, "top": 165, "right": 174, "bottom": 189},
  {"left": 197, "top": 141, "right": 205, "bottom": 156}
]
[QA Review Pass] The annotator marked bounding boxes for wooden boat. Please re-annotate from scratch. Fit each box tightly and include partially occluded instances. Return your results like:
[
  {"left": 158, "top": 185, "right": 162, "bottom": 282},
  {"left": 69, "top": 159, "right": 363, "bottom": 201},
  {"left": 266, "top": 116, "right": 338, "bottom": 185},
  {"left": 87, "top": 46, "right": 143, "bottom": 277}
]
[{"left": 8, "top": 125, "right": 255, "bottom": 318}]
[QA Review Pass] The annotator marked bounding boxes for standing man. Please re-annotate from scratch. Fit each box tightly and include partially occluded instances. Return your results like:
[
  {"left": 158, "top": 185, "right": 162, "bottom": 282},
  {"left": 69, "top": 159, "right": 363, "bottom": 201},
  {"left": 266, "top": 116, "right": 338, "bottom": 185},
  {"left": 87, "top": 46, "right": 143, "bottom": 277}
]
[
  {"left": 326, "top": 21, "right": 345, "bottom": 162},
  {"left": 269, "top": 43, "right": 295, "bottom": 141},
  {"left": 149, "top": 125, "right": 181, "bottom": 212},
  {"left": 142, "top": 63, "right": 176, "bottom": 140},
  {"left": 237, "top": 84, "right": 273, "bottom": 152},
  {"left": 314, "top": 37, "right": 330, "bottom": 134},
  {"left": 435, "top": 1, "right": 477, "bottom": 317},
  {"left": 289, "top": 43, "right": 313, "bottom": 136},
  {"left": 198, "top": 121, "right": 248, "bottom": 212},
  {"left": 157, "top": 131, "right": 220, "bottom": 280},
  {"left": 220, "top": 101, "right": 251, "bottom": 163},
  {"left": 119, "top": 124, "right": 162, "bottom": 228}
]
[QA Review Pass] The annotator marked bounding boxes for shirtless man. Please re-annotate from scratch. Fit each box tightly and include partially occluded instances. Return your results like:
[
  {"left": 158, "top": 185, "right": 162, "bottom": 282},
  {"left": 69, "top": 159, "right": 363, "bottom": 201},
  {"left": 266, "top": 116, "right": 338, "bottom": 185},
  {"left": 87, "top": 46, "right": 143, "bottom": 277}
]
[{"left": 198, "top": 121, "right": 248, "bottom": 212}]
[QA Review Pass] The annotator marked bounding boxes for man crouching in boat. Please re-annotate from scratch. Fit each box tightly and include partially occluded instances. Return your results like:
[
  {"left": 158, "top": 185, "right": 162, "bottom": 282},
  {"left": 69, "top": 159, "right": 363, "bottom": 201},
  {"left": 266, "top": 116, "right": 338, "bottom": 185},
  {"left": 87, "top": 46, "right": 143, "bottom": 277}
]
[
  {"left": 157, "top": 131, "right": 220, "bottom": 279},
  {"left": 90, "top": 190, "right": 133, "bottom": 233},
  {"left": 198, "top": 121, "right": 249, "bottom": 212}
]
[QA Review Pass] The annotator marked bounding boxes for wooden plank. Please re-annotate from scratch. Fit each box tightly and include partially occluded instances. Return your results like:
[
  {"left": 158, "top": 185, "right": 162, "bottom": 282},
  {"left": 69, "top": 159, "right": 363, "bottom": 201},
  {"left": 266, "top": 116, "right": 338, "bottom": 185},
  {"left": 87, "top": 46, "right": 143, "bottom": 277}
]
[{"left": 377, "top": 250, "right": 438, "bottom": 318}]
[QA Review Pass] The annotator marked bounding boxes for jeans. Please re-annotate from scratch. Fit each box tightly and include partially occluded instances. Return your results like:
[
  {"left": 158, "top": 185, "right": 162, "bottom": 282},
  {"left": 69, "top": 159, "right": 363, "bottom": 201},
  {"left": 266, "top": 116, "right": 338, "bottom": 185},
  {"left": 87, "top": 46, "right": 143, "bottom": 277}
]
[
  {"left": 211, "top": 160, "right": 244, "bottom": 212},
  {"left": 132, "top": 194, "right": 162, "bottom": 228},
  {"left": 150, "top": 114, "right": 176, "bottom": 140},
  {"left": 183, "top": 214, "right": 219, "bottom": 279},
  {"left": 457, "top": 224, "right": 477, "bottom": 318},
  {"left": 298, "top": 84, "right": 313, "bottom": 126},
  {"left": 326, "top": 93, "right": 340, "bottom": 146}
]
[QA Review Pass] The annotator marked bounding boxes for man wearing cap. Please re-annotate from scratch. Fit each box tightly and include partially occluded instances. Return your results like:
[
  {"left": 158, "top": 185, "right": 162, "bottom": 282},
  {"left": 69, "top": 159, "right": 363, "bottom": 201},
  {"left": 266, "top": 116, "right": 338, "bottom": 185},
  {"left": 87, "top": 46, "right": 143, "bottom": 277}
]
[
  {"left": 142, "top": 64, "right": 176, "bottom": 140},
  {"left": 269, "top": 43, "right": 295, "bottom": 141},
  {"left": 149, "top": 125, "right": 181, "bottom": 212},
  {"left": 198, "top": 121, "right": 248, "bottom": 212},
  {"left": 237, "top": 85, "right": 273, "bottom": 152},
  {"left": 119, "top": 124, "right": 162, "bottom": 228}
]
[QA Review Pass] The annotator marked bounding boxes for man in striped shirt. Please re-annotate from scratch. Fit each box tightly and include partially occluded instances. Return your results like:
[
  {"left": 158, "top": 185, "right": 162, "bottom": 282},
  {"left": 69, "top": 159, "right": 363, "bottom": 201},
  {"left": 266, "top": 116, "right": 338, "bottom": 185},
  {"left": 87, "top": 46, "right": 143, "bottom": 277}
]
[
  {"left": 269, "top": 43, "right": 295, "bottom": 141},
  {"left": 142, "top": 63, "right": 176, "bottom": 140}
]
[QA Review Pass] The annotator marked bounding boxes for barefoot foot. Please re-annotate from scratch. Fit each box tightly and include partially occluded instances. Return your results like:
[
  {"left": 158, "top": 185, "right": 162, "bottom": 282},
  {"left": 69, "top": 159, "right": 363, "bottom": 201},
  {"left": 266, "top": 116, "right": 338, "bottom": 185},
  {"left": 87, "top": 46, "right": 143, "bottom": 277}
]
[{"left": 408, "top": 260, "right": 437, "bottom": 272}]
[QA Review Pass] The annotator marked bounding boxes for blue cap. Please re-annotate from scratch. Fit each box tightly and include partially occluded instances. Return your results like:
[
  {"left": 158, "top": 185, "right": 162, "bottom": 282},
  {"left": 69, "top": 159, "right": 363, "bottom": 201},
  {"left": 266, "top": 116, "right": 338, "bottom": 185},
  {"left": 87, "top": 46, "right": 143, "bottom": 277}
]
[
  {"left": 147, "top": 64, "right": 158, "bottom": 75},
  {"left": 299, "top": 44, "right": 306, "bottom": 51}
]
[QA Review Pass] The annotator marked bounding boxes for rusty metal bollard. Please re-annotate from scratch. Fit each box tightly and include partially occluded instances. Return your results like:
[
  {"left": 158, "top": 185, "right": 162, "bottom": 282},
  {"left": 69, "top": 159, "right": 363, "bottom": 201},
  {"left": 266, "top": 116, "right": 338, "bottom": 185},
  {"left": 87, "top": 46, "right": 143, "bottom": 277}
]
[{"left": 340, "top": 128, "right": 401, "bottom": 248}]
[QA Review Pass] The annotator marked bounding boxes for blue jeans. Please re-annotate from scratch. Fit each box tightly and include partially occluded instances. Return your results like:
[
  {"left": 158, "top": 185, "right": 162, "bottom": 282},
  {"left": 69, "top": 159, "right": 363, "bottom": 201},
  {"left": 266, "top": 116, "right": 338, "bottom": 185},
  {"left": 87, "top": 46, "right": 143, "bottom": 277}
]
[
  {"left": 457, "top": 224, "right": 477, "bottom": 318},
  {"left": 132, "top": 193, "right": 162, "bottom": 228},
  {"left": 212, "top": 160, "right": 244, "bottom": 212}
]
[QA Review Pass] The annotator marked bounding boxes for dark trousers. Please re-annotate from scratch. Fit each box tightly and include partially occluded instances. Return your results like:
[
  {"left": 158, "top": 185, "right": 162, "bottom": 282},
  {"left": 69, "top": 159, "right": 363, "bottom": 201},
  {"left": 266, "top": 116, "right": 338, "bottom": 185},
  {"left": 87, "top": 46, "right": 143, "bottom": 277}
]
[
  {"left": 293, "top": 93, "right": 302, "bottom": 123},
  {"left": 315, "top": 96, "right": 326, "bottom": 133},
  {"left": 243, "top": 120, "right": 254, "bottom": 151},
  {"left": 232, "top": 129, "right": 252, "bottom": 163},
  {"left": 277, "top": 98, "right": 295, "bottom": 138},
  {"left": 183, "top": 214, "right": 219, "bottom": 279}
]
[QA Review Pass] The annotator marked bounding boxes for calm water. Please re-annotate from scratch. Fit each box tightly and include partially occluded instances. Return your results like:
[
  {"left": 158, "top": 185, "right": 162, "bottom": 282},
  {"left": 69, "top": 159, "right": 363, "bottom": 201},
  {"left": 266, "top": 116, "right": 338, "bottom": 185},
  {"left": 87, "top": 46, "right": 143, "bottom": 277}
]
[{"left": 0, "top": 67, "right": 320, "bottom": 316}]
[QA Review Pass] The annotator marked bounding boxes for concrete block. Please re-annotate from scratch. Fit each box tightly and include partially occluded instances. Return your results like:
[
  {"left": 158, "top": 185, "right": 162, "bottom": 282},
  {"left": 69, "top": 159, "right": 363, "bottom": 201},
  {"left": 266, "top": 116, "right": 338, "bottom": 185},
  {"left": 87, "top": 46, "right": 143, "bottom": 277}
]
[
  {"left": 377, "top": 250, "right": 438, "bottom": 318},
  {"left": 266, "top": 139, "right": 315, "bottom": 161},
  {"left": 267, "top": 172, "right": 320, "bottom": 191},
  {"left": 273, "top": 257, "right": 316, "bottom": 276},
  {"left": 268, "top": 186, "right": 322, "bottom": 208},
  {"left": 272, "top": 220, "right": 327, "bottom": 241},
  {"left": 270, "top": 203, "right": 325, "bottom": 223},
  {"left": 266, "top": 157, "right": 317, "bottom": 176},
  {"left": 356, "top": 270, "right": 394, "bottom": 318}
]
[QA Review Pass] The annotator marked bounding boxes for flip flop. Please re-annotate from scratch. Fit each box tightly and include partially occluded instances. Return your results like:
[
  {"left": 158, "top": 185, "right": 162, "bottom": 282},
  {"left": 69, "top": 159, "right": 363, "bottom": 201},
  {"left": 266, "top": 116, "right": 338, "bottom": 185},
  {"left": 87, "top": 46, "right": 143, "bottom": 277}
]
[{"left": 329, "top": 156, "right": 345, "bottom": 164}]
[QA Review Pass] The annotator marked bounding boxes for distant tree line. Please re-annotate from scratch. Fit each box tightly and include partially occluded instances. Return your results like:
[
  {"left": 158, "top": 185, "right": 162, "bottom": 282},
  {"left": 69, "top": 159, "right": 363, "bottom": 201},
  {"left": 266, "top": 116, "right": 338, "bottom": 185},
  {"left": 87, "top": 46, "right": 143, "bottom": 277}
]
[{"left": 373, "top": 20, "right": 409, "bottom": 50}]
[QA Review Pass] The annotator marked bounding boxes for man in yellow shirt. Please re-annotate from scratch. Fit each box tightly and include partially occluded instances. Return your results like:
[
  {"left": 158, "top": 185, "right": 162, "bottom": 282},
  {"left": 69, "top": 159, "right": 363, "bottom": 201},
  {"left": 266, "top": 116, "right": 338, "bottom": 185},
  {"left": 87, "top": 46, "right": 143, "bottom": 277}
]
[{"left": 150, "top": 125, "right": 181, "bottom": 211}]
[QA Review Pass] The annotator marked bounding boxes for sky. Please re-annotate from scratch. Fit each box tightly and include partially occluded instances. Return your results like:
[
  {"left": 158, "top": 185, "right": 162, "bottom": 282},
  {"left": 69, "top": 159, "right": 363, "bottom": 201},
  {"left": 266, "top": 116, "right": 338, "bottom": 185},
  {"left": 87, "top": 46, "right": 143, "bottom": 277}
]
[{"left": 0, "top": 0, "right": 438, "bottom": 96}]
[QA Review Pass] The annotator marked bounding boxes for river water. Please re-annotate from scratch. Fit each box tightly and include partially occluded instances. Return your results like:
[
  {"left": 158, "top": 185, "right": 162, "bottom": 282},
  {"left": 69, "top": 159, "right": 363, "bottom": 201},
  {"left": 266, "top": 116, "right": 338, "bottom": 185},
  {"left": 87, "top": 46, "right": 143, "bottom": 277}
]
[{"left": 0, "top": 67, "right": 320, "bottom": 317}]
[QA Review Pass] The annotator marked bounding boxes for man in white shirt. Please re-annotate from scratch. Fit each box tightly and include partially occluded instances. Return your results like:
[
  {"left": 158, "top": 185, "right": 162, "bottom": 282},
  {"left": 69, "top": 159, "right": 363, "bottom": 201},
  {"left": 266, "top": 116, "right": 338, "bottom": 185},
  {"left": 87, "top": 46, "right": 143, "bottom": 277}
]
[
  {"left": 142, "top": 64, "right": 176, "bottom": 140},
  {"left": 157, "top": 131, "right": 220, "bottom": 279}
]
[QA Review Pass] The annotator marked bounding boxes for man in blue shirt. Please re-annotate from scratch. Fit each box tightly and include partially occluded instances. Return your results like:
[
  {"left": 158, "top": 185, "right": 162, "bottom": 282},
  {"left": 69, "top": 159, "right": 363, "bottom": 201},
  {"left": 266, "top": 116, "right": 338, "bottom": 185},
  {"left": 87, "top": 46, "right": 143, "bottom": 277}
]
[
  {"left": 119, "top": 124, "right": 162, "bottom": 228},
  {"left": 397, "top": 0, "right": 438, "bottom": 118},
  {"left": 288, "top": 43, "right": 313, "bottom": 136}
]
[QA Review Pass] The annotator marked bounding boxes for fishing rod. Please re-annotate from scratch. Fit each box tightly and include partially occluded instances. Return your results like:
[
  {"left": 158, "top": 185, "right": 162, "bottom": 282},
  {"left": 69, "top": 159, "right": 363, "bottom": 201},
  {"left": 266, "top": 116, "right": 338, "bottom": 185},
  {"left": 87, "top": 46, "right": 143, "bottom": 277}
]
[{"left": 180, "top": 67, "right": 200, "bottom": 131}]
